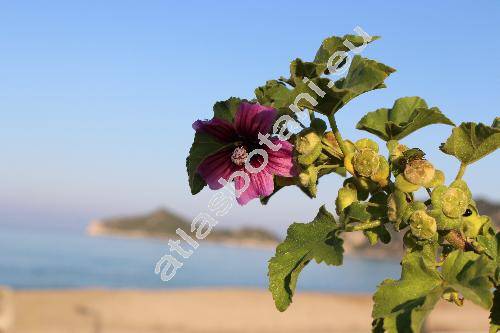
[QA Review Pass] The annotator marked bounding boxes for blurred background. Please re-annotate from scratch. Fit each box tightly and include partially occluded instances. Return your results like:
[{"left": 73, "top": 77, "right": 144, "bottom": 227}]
[{"left": 0, "top": 1, "right": 499, "bottom": 332}]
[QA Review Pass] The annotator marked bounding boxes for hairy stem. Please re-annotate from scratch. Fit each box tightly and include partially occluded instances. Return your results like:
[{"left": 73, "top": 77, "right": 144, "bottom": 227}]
[
  {"left": 316, "top": 164, "right": 340, "bottom": 171},
  {"left": 345, "top": 220, "right": 381, "bottom": 232},
  {"left": 308, "top": 109, "right": 315, "bottom": 120},
  {"left": 455, "top": 163, "right": 467, "bottom": 180},
  {"left": 327, "top": 114, "right": 349, "bottom": 158}
]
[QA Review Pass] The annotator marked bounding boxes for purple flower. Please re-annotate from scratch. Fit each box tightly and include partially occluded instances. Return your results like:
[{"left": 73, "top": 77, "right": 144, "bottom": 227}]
[{"left": 193, "top": 102, "right": 295, "bottom": 205}]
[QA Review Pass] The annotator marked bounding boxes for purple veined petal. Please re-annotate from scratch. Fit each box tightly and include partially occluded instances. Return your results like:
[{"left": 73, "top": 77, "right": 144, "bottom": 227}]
[
  {"left": 197, "top": 148, "right": 236, "bottom": 190},
  {"left": 192, "top": 118, "right": 237, "bottom": 143},
  {"left": 265, "top": 139, "right": 296, "bottom": 177},
  {"left": 234, "top": 169, "right": 274, "bottom": 205},
  {"left": 234, "top": 102, "right": 277, "bottom": 139}
]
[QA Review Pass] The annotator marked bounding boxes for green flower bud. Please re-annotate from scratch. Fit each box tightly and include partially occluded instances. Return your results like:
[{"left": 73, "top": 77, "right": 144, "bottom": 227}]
[
  {"left": 387, "top": 194, "right": 398, "bottom": 223},
  {"left": 425, "top": 169, "right": 445, "bottom": 188},
  {"left": 321, "top": 131, "right": 343, "bottom": 159},
  {"left": 441, "top": 187, "right": 468, "bottom": 218},
  {"left": 461, "top": 203, "right": 488, "bottom": 238},
  {"left": 355, "top": 176, "right": 379, "bottom": 194},
  {"left": 409, "top": 210, "right": 437, "bottom": 240},
  {"left": 298, "top": 165, "right": 318, "bottom": 197},
  {"left": 343, "top": 177, "right": 369, "bottom": 201},
  {"left": 353, "top": 148, "right": 380, "bottom": 177},
  {"left": 403, "top": 159, "right": 435, "bottom": 186},
  {"left": 344, "top": 152, "right": 355, "bottom": 175},
  {"left": 430, "top": 180, "right": 472, "bottom": 230},
  {"left": 395, "top": 174, "right": 420, "bottom": 193},
  {"left": 388, "top": 141, "right": 408, "bottom": 160},
  {"left": 296, "top": 130, "right": 322, "bottom": 166},
  {"left": 371, "top": 156, "right": 390, "bottom": 187},
  {"left": 355, "top": 138, "right": 379, "bottom": 153},
  {"left": 336, "top": 183, "right": 358, "bottom": 214}
]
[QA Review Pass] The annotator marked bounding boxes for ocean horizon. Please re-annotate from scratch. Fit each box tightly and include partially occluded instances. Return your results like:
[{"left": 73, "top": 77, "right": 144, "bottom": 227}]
[{"left": 0, "top": 225, "right": 400, "bottom": 292}]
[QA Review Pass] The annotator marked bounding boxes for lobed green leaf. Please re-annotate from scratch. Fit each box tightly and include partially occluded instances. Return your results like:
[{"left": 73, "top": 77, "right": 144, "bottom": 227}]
[
  {"left": 213, "top": 97, "right": 242, "bottom": 122},
  {"left": 372, "top": 251, "right": 442, "bottom": 333},
  {"left": 440, "top": 121, "right": 500, "bottom": 165},
  {"left": 268, "top": 206, "right": 343, "bottom": 311},
  {"left": 290, "top": 56, "right": 394, "bottom": 116},
  {"left": 441, "top": 250, "right": 495, "bottom": 309},
  {"left": 357, "top": 96, "right": 454, "bottom": 141}
]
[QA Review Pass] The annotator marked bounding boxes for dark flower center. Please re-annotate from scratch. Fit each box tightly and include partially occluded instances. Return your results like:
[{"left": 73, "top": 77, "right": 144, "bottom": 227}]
[{"left": 231, "top": 146, "right": 248, "bottom": 166}]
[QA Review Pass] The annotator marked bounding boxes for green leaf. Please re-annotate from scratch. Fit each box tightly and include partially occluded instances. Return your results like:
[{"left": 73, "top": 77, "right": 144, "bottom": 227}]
[
  {"left": 493, "top": 117, "right": 500, "bottom": 129},
  {"left": 268, "top": 206, "right": 343, "bottom": 311},
  {"left": 345, "top": 201, "right": 372, "bottom": 222},
  {"left": 364, "top": 224, "right": 391, "bottom": 245},
  {"left": 372, "top": 251, "right": 442, "bottom": 333},
  {"left": 314, "top": 34, "right": 380, "bottom": 65},
  {"left": 255, "top": 80, "right": 293, "bottom": 110},
  {"left": 440, "top": 121, "right": 500, "bottom": 165},
  {"left": 290, "top": 58, "right": 325, "bottom": 81},
  {"left": 288, "top": 34, "right": 381, "bottom": 82},
  {"left": 357, "top": 96, "right": 455, "bottom": 141},
  {"left": 477, "top": 225, "right": 499, "bottom": 264},
  {"left": 290, "top": 56, "right": 395, "bottom": 116},
  {"left": 186, "top": 132, "right": 232, "bottom": 195},
  {"left": 213, "top": 97, "right": 242, "bottom": 122},
  {"left": 441, "top": 250, "right": 495, "bottom": 309}
]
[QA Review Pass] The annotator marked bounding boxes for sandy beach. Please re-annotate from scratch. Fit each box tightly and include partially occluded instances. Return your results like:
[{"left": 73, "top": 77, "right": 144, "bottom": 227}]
[{"left": 6, "top": 289, "right": 490, "bottom": 333}]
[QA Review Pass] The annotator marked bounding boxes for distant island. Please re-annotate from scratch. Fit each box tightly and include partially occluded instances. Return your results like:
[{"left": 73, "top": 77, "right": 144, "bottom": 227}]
[
  {"left": 88, "top": 198, "right": 499, "bottom": 257},
  {"left": 87, "top": 209, "right": 280, "bottom": 248}
]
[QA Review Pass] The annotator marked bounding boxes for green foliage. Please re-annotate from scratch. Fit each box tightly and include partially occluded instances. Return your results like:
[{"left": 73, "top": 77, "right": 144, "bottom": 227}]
[
  {"left": 441, "top": 250, "right": 495, "bottom": 309},
  {"left": 187, "top": 32, "right": 500, "bottom": 332},
  {"left": 372, "top": 251, "right": 442, "bottom": 333},
  {"left": 373, "top": 249, "right": 496, "bottom": 332},
  {"left": 292, "top": 56, "right": 394, "bottom": 116},
  {"left": 213, "top": 97, "right": 243, "bottom": 122},
  {"left": 268, "top": 206, "right": 343, "bottom": 311},
  {"left": 256, "top": 40, "right": 395, "bottom": 117},
  {"left": 440, "top": 121, "right": 500, "bottom": 165},
  {"left": 357, "top": 96, "right": 454, "bottom": 141},
  {"left": 314, "top": 34, "right": 380, "bottom": 65}
]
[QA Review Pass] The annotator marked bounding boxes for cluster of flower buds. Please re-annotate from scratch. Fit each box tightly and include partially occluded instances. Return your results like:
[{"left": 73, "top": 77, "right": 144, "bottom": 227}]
[
  {"left": 390, "top": 146, "right": 445, "bottom": 192},
  {"left": 344, "top": 138, "right": 390, "bottom": 189},
  {"left": 295, "top": 119, "right": 344, "bottom": 197}
]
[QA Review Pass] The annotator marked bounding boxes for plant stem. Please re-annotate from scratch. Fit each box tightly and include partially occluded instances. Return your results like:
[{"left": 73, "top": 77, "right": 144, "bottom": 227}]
[
  {"left": 316, "top": 164, "right": 340, "bottom": 171},
  {"left": 455, "top": 163, "right": 467, "bottom": 180},
  {"left": 327, "top": 113, "right": 349, "bottom": 158},
  {"left": 308, "top": 109, "right": 315, "bottom": 120},
  {"left": 345, "top": 220, "right": 381, "bottom": 232}
]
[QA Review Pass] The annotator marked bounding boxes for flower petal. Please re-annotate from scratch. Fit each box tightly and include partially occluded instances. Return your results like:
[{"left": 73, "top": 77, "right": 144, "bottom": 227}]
[
  {"left": 265, "top": 139, "right": 296, "bottom": 177},
  {"left": 197, "top": 148, "right": 236, "bottom": 190},
  {"left": 235, "top": 170, "right": 274, "bottom": 205},
  {"left": 235, "top": 102, "right": 277, "bottom": 139},
  {"left": 193, "top": 118, "right": 237, "bottom": 143}
]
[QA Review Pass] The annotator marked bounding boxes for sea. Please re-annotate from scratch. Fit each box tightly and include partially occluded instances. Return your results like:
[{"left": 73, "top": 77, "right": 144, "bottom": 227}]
[{"left": 0, "top": 226, "right": 400, "bottom": 292}]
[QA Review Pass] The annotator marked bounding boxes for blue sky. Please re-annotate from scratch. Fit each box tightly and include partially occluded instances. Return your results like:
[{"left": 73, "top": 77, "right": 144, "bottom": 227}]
[{"left": 1, "top": 1, "right": 499, "bottom": 234}]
